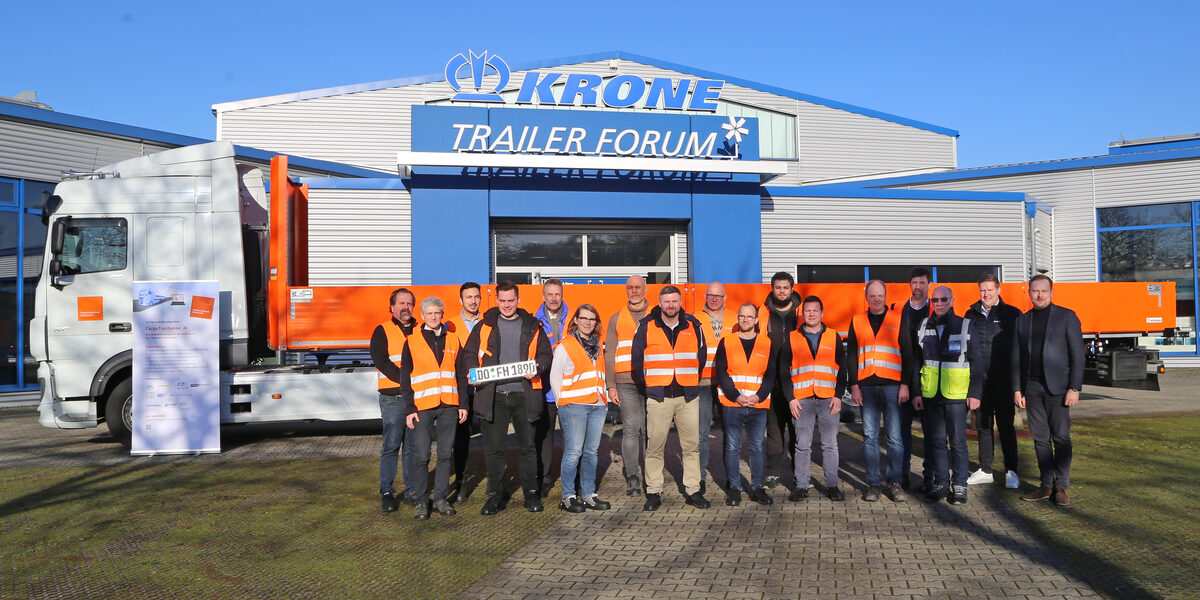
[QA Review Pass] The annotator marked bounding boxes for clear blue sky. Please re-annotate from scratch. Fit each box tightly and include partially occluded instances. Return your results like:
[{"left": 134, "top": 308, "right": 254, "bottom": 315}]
[{"left": 5, "top": 1, "right": 1197, "bottom": 168}]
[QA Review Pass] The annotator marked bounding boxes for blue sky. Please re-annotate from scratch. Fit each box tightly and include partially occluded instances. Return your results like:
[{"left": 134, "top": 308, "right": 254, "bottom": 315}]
[{"left": 4, "top": 1, "right": 1197, "bottom": 168}]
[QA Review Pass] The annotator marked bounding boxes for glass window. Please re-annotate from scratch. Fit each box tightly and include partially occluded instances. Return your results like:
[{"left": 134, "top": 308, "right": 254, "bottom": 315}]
[
  {"left": 935, "top": 265, "right": 1000, "bottom": 283},
  {"left": 867, "top": 265, "right": 929, "bottom": 284},
  {"left": 1098, "top": 203, "right": 1191, "bottom": 228},
  {"left": 1100, "top": 228, "right": 1194, "bottom": 302},
  {"left": 796, "top": 265, "right": 864, "bottom": 283},
  {"left": 588, "top": 233, "right": 671, "bottom": 267},
  {"left": 1, "top": 210, "right": 16, "bottom": 386},
  {"left": 23, "top": 212, "right": 47, "bottom": 278},
  {"left": 646, "top": 272, "right": 672, "bottom": 284},
  {"left": 58, "top": 218, "right": 128, "bottom": 274},
  {"left": 495, "top": 233, "right": 582, "bottom": 267},
  {"left": 0, "top": 180, "right": 14, "bottom": 206},
  {"left": 24, "top": 181, "right": 56, "bottom": 212},
  {"left": 495, "top": 272, "right": 532, "bottom": 285}
]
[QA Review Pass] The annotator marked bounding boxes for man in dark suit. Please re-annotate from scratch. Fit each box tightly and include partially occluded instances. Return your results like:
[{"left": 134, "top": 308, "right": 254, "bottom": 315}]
[{"left": 1012, "top": 274, "right": 1084, "bottom": 506}]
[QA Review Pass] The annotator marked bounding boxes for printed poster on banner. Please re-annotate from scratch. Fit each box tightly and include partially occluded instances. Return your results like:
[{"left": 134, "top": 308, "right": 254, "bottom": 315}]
[{"left": 131, "top": 280, "right": 220, "bottom": 455}]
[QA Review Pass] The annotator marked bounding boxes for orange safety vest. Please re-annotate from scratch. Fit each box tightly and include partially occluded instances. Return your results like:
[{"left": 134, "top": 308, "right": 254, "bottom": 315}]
[
  {"left": 556, "top": 336, "right": 608, "bottom": 406},
  {"left": 612, "top": 309, "right": 638, "bottom": 374},
  {"left": 377, "top": 320, "right": 407, "bottom": 391},
  {"left": 475, "top": 322, "right": 543, "bottom": 390},
  {"left": 407, "top": 328, "right": 461, "bottom": 411},
  {"left": 445, "top": 313, "right": 479, "bottom": 347},
  {"left": 642, "top": 321, "right": 701, "bottom": 389},
  {"left": 717, "top": 333, "right": 772, "bottom": 409},
  {"left": 695, "top": 308, "right": 736, "bottom": 379},
  {"left": 789, "top": 327, "right": 840, "bottom": 399},
  {"left": 852, "top": 309, "right": 904, "bottom": 382}
]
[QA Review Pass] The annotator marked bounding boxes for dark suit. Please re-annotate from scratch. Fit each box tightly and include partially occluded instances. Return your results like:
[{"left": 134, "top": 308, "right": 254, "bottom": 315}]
[{"left": 1011, "top": 303, "right": 1085, "bottom": 489}]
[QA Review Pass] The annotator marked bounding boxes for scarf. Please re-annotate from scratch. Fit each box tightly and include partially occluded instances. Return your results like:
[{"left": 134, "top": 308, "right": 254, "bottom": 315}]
[{"left": 573, "top": 330, "right": 600, "bottom": 360}]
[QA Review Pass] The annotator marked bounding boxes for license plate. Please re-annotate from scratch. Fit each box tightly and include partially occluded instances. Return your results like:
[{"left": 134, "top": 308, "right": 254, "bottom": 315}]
[{"left": 469, "top": 359, "right": 537, "bottom": 385}]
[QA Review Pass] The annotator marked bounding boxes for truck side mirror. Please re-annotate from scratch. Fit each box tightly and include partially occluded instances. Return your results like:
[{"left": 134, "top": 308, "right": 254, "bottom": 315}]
[
  {"left": 49, "top": 258, "right": 62, "bottom": 277},
  {"left": 41, "top": 195, "right": 63, "bottom": 226},
  {"left": 50, "top": 218, "right": 66, "bottom": 256}
]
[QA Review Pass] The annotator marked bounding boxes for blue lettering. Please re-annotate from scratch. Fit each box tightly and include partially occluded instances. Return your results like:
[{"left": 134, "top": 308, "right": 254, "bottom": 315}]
[
  {"left": 688, "top": 79, "right": 723, "bottom": 111},
  {"left": 602, "top": 74, "right": 646, "bottom": 108},
  {"left": 560, "top": 74, "right": 602, "bottom": 106},
  {"left": 516, "top": 72, "right": 562, "bottom": 104},
  {"left": 646, "top": 78, "right": 691, "bottom": 110}
]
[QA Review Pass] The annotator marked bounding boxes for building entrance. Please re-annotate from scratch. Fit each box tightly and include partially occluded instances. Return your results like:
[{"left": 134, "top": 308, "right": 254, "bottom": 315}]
[{"left": 492, "top": 220, "right": 686, "bottom": 285}]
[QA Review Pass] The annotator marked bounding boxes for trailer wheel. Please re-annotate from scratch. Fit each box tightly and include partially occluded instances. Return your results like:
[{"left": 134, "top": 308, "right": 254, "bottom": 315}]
[{"left": 105, "top": 379, "right": 133, "bottom": 448}]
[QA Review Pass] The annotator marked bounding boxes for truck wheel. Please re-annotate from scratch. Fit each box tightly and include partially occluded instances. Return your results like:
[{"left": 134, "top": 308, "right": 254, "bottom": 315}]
[{"left": 105, "top": 379, "right": 133, "bottom": 448}]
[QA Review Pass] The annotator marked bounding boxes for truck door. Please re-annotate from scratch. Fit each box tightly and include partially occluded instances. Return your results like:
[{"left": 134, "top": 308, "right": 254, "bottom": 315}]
[{"left": 44, "top": 216, "right": 133, "bottom": 397}]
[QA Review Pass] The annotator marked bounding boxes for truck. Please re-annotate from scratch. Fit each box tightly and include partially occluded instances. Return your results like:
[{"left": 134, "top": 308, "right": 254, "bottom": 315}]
[{"left": 31, "top": 141, "right": 1173, "bottom": 447}]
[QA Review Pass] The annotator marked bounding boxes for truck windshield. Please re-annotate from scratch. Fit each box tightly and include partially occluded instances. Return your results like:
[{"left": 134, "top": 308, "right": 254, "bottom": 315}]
[{"left": 59, "top": 218, "right": 128, "bottom": 274}]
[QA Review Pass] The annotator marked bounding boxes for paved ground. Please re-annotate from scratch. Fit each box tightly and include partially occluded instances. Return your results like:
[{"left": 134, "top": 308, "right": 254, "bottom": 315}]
[{"left": 2, "top": 370, "right": 1196, "bottom": 598}]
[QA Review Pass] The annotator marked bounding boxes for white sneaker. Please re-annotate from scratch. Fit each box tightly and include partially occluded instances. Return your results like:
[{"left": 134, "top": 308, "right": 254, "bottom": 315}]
[
  {"left": 1005, "top": 470, "right": 1020, "bottom": 489},
  {"left": 966, "top": 469, "right": 993, "bottom": 485}
]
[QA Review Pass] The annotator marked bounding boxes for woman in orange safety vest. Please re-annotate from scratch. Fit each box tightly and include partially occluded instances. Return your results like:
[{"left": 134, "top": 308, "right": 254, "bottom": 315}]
[{"left": 550, "top": 303, "right": 612, "bottom": 513}]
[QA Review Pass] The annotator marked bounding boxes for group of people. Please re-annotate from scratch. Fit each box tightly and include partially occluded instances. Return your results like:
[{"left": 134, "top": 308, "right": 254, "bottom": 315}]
[{"left": 371, "top": 268, "right": 1084, "bottom": 520}]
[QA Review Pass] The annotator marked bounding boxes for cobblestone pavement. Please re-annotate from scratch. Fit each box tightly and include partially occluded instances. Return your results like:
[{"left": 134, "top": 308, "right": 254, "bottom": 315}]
[{"left": 2, "top": 370, "right": 1196, "bottom": 598}]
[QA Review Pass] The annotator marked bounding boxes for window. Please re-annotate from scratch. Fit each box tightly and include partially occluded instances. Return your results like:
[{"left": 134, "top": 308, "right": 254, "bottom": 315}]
[
  {"left": 1098, "top": 202, "right": 1190, "bottom": 228},
  {"left": 796, "top": 265, "right": 865, "bottom": 283},
  {"left": 58, "top": 218, "right": 128, "bottom": 274},
  {"left": 588, "top": 233, "right": 671, "bottom": 267},
  {"left": 935, "top": 265, "right": 1000, "bottom": 283},
  {"left": 493, "top": 223, "right": 680, "bottom": 284}
]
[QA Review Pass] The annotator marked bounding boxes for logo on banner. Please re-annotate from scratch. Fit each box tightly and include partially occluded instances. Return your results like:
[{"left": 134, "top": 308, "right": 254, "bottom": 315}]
[{"left": 445, "top": 50, "right": 511, "bottom": 102}]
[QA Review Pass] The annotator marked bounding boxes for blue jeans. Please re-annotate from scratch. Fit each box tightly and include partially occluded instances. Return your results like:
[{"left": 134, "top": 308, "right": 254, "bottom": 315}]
[
  {"left": 925, "top": 399, "right": 970, "bottom": 488},
  {"left": 379, "top": 394, "right": 416, "bottom": 496},
  {"left": 722, "top": 405, "right": 768, "bottom": 491},
  {"left": 558, "top": 402, "right": 608, "bottom": 501},
  {"left": 860, "top": 385, "right": 903, "bottom": 487}
]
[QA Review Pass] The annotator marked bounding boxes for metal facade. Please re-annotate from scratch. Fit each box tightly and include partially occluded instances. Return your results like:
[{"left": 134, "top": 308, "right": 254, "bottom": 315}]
[
  {"left": 0, "top": 119, "right": 176, "bottom": 182},
  {"left": 305, "top": 188, "right": 412, "bottom": 285}
]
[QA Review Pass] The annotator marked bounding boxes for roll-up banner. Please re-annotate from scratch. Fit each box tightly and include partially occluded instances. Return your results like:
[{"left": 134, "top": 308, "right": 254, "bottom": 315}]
[{"left": 131, "top": 280, "right": 220, "bottom": 455}]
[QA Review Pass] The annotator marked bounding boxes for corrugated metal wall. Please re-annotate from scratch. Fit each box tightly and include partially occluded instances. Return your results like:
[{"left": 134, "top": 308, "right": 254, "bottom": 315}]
[
  {"left": 760, "top": 195, "right": 1025, "bottom": 282},
  {"left": 0, "top": 120, "right": 176, "bottom": 182},
  {"left": 1034, "top": 209, "right": 1054, "bottom": 274},
  {"left": 305, "top": 188, "right": 411, "bottom": 285},
  {"left": 898, "top": 157, "right": 1200, "bottom": 282},
  {"left": 216, "top": 58, "right": 958, "bottom": 185}
]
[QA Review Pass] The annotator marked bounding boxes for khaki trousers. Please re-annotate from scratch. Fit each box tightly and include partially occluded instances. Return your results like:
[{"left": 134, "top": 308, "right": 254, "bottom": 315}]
[{"left": 645, "top": 395, "right": 701, "bottom": 495}]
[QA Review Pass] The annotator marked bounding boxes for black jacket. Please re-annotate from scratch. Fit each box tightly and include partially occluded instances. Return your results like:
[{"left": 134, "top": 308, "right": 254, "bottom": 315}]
[
  {"left": 910, "top": 310, "right": 985, "bottom": 403},
  {"left": 462, "top": 307, "right": 552, "bottom": 423},
  {"left": 369, "top": 317, "right": 415, "bottom": 395},
  {"left": 777, "top": 324, "right": 848, "bottom": 401},
  {"left": 759, "top": 291, "right": 802, "bottom": 348},
  {"left": 897, "top": 299, "right": 931, "bottom": 392},
  {"left": 630, "top": 306, "right": 707, "bottom": 401},
  {"left": 963, "top": 298, "right": 1021, "bottom": 393},
  {"left": 1011, "top": 303, "right": 1085, "bottom": 396}
]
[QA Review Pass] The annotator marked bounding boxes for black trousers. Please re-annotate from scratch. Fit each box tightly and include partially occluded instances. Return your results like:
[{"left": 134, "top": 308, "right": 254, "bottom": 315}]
[
  {"left": 764, "top": 386, "right": 795, "bottom": 480},
  {"left": 452, "top": 391, "right": 474, "bottom": 485},
  {"left": 410, "top": 405, "right": 459, "bottom": 502},
  {"left": 535, "top": 401, "right": 559, "bottom": 487},
  {"left": 483, "top": 391, "right": 539, "bottom": 497},
  {"left": 977, "top": 385, "right": 1018, "bottom": 473},
  {"left": 1024, "top": 380, "right": 1072, "bottom": 488}
]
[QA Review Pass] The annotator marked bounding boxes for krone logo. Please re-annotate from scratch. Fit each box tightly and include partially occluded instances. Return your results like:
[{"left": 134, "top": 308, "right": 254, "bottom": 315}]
[{"left": 445, "top": 50, "right": 510, "bottom": 102}]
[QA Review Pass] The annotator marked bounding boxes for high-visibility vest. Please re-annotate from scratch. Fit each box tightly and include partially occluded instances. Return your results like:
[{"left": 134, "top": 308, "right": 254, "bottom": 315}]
[
  {"left": 918, "top": 317, "right": 972, "bottom": 400},
  {"left": 789, "top": 328, "right": 840, "bottom": 399},
  {"left": 445, "top": 313, "right": 479, "bottom": 347},
  {"left": 717, "top": 333, "right": 771, "bottom": 409},
  {"left": 612, "top": 309, "right": 638, "bottom": 374},
  {"left": 475, "top": 322, "right": 543, "bottom": 390},
  {"left": 696, "top": 308, "right": 735, "bottom": 379},
  {"left": 852, "top": 309, "right": 904, "bottom": 382},
  {"left": 642, "top": 321, "right": 701, "bottom": 388},
  {"left": 407, "top": 329, "right": 461, "bottom": 411},
  {"left": 377, "top": 320, "right": 407, "bottom": 391},
  {"left": 557, "top": 335, "right": 608, "bottom": 406},
  {"left": 757, "top": 302, "right": 800, "bottom": 339}
]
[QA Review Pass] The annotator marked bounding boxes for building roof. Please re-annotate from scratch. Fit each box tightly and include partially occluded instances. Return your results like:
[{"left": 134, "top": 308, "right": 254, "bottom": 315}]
[
  {"left": 0, "top": 101, "right": 395, "bottom": 178},
  {"left": 210, "top": 50, "right": 959, "bottom": 137}
]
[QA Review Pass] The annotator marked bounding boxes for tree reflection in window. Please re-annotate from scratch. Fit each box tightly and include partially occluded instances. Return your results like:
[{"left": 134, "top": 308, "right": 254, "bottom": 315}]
[{"left": 59, "top": 218, "right": 127, "bottom": 274}]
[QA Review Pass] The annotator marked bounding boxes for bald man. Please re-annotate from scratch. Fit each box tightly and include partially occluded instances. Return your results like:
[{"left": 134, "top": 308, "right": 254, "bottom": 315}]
[
  {"left": 694, "top": 281, "right": 736, "bottom": 495},
  {"left": 606, "top": 275, "right": 651, "bottom": 496}
]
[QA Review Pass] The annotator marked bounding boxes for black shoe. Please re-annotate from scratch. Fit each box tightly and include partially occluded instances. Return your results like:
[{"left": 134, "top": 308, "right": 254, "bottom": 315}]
[
  {"left": 763, "top": 475, "right": 782, "bottom": 489},
  {"left": 699, "top": 480, "right": 707, "bottom": 496},
  {"left": 748, "top": 487, "right": 774, "bottom": 506},
  {"left": 413, "top": 501, "right": 430, "bottom": 520},
  {"left": 825, "top": 487, "right": 845, "bottom": 501},
  {"left": 725, "top": 488, "right": 742, "bottom": 506},
  {"left": 401, "top": 491, "right": 419, "bottom": 506},
  {"left": 524, "top": 493, "right": 544, "bottom": 513},
  {"left": 582, "top": 496, "right": 611, "bottom": 511},
  {"left": 863, "top": 485, "right": 882, "bottom": 502},
  {"left": 949, "top": 485, "right": 968, "bottom": 506},
  {"left": 643, "top": 492, "right": 662, "bottom": 511},
  {"left": 788, "top": 488, "right": 809, "bottom": 502},
  {"left": 481, "top": 493, "right": 505, "bottom": 516},
  {"left": 540, "top": 478, "right": 553, "bottom": 499},
  {"left": 921, "top": 477, "right": 935, "bottom": 495},
  {"left": 559, "top": 496, "right": 586, "bottom": 513},
  {"left": 432, "top": 499, "right": 456, "bottom": 516},
  {"left": 685, "top": 491, "right": 711, "bottom": 509},
  {"left": 924, "top": 485, "right": 948, "bottom": 503},
  {"left": 625, "top": 474, "right": 642, "bottom": 497},
  {"left": 886, "top": 482, "right": 908, "bottom": 503},
  {"left": 381, "top": 492, "right": 398, "bottom": 513},
  {"left": 902, "top": 474, "right": 913, "bottom": 491}
]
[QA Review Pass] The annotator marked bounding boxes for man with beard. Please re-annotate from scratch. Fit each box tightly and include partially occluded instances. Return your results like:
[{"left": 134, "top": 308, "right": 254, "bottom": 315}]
[
  {"left": 756, "top": 272, "right": 802, "bottom": 489},
  {"left": 606, "top": 275, "right": 651, "bottom": 496},
  {"left": 370, "top": 288, "right": 418, "bottom": 512},
  {"left": 898, "top": 267, "right": 933, "bottom": 491}
]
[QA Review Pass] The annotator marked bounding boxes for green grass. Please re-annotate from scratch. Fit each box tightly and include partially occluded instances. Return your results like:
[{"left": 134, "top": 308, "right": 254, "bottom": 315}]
[
  {"left": 0, "top": 458, "right": 558, "bottom": 600},
  {"left": 1000, "top": 412, "right": 1200, "bottom": 600}
]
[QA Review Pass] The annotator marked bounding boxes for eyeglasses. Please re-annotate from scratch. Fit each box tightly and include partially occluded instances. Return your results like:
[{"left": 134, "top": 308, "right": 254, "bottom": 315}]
[
  {"left": 705, "top": 293, "right": 725, "bottom": 298},
  {"left": 576, "top": 316, "right": 598, "bottom": 323},
  {"left": 931, "top": 297, "right": 952, "bottom": 304}
]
